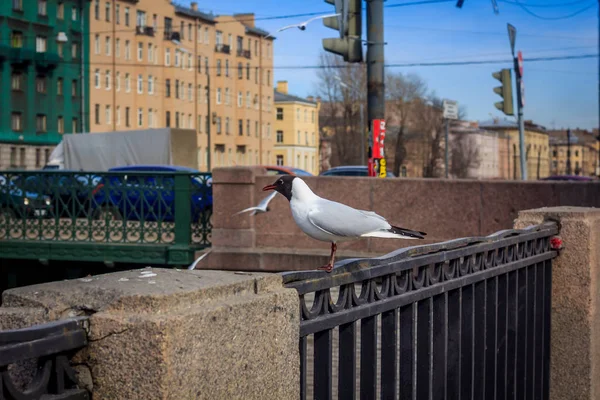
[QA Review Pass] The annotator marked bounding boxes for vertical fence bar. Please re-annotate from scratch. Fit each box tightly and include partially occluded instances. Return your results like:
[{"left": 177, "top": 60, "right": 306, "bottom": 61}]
[
  {"left": 447, "top": 288, "right": 461, "bottom": 400},
  {"left": 399, "top": 304, "right": 414, "bottom": 400},
  {"left": 381, "top": 309, "right": 398, "bottom": 400},
  {"left": 172, "top": 173, "right": 192, "bottom": 264},
  {"left": 516, "top": 266, "right": 527, "bottom": 400},
  {"left": 506, "top": 271, "right": 518, "bottom": 400},
  {"left": 314, "top": 329, "right": 333, "bottom": 400},
  {"left": 485, "top": 277, "right": 498, "bottom": 400},
  {"left": 525, "top": 265, "right": 536, "bottom": 398},
  {"left": 416, "top": 298, "right": 432, "bottom": 400},
  {"left": 300, "top": 336, "right": 307, "bottom": 400},
  {"left": 496, "top": 273, "right": 508, "bottom": 400},
  {"left": 542, "top": 260, "right": 552, "bottom": 400},
  {"left": 432, "top": 293, "right": 447, "bottom": 400},
  {"left": 460, "top": 284, "right": 474, "bottom": 400},
  {"left": 533, "top": 262, "right": 544, "bottom": 400},
  {"left": 473, "top": 280, "right": 486, "bottom": 399},
  {"left": 360, "top": 315, "right": 377, "bottom": 400},
  {"left": 339, "top": 322, "right": 357, "bottom": 400}
]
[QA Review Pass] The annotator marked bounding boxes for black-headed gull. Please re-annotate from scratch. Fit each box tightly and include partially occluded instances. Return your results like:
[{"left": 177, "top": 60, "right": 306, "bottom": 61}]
[
  {"left": 233, "top": 191, "right": 277, "bottom": 216},
  {"left": 262, "top": 176, "right": 426, "bottom": 273}
]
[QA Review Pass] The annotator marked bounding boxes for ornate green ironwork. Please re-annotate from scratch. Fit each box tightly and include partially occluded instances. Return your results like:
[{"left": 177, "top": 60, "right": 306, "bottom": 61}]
[{"left": 0, "top": 170, "right": 212, "bottom": 266}]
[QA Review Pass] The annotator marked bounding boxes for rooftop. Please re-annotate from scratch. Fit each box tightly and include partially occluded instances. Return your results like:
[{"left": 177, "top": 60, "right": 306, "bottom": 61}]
[
  {"left": 274, "top": 90, "right": 317, "bottom": 105},
  {"left": 173, "top": 4, "right": 215, "bottom": 22}
]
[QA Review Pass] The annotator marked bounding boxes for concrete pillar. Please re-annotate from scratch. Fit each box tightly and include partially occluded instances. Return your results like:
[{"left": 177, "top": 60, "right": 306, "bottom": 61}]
[
  {"left": 515, "top": 206, "right": 600, "bottom": 400},
  {"left": 0, "top": 268, "right": 299, "bottom": 400}
]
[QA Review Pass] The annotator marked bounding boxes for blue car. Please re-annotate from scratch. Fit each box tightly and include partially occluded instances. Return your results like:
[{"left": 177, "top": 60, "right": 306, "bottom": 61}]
[{"left": 90, "top": 165, "right": 212, "bottom": 223}]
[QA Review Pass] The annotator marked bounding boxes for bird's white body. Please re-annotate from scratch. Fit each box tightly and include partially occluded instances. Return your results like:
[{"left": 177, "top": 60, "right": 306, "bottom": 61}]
[{"left": 288, "top": 178, "right": 416, "bottom": 243}]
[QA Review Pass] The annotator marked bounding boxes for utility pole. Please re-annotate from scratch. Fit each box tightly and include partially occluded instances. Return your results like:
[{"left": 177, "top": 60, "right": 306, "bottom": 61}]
[
  {"left": 366, "top": 0, "right": 385, "bottom": 177},
  {"left": 360, "top": 102, "right": 365, "bottom": 165},
  {"left": 597, "top": 0, "right": 600, "bottom": 176},
  {"left": 444, "top": 119, "right": 449, "bottom": 178},
  {"left": 506, "top": 23, "right": 526, "bottom": 180}
]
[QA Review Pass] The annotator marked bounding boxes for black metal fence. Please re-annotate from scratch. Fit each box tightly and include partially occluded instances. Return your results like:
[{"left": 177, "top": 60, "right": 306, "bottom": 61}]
[
  {"left": 283, "top": 222, "right": 558, "bottom": 400},
  {"left": 0, "top": 317, "right": 90, "bottom": 399},
  {"left": 0, "top": 170, "right": 212, "bottom": 265}
]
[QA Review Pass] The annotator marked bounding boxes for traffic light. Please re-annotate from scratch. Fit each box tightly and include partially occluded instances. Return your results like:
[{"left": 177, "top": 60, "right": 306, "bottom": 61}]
[
  {"left": 492, "top": 68, "right": 514, "bottom": 116},
  {"left": 322, "top": 0, "right": 363, "bottom": 63}
]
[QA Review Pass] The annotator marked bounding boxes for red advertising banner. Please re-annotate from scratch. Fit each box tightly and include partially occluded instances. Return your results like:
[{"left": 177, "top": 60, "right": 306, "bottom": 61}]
[{"left": 370, "top": 119, "right": 387, "bottom": 177}]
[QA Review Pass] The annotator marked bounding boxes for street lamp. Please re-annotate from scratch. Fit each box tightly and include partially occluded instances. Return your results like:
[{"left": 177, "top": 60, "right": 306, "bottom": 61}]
[{"left": 334, "top": 76, "right": 365, "bottom": 166}]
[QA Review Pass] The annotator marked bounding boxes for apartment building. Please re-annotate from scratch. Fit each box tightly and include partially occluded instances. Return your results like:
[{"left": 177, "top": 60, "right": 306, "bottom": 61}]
[
  {"left": 0, "top": 0, "right": 90, "bottom": 170},
  {"left": 89, "top": 0, "right": 275, "bottom": 170},
  {"left": 273, "top": 81, "right": 320, "bottom": 174}
]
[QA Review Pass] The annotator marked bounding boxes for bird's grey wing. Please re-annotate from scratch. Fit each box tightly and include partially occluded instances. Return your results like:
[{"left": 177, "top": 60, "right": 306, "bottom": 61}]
[
  {"left": 257, "top": 191, "right": 277, "bottom": 209},
  {"left": 233, "top": 206, "right": 261, "bottom": 216},
  {"left": 307, "top": 199, "right": 390, "bottom": 237}
]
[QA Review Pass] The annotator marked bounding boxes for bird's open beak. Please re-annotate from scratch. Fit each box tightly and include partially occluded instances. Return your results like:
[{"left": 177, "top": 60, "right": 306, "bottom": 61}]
[{"left": 262, "top": 184, "right": 276, "bottom": 191}]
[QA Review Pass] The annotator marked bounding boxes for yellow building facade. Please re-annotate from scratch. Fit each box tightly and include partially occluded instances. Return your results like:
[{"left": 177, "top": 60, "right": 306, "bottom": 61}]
[
  {"left": 88, "top": 0, "right": 275, "bottom": 170},
  {"left": 479, "top": 120, "right": 550, "bottom": 180},
  {"left": 273, "top": 81, "right": 320, "bottom": 174},
  {"left": 548, "top": 130, "right": 599, "bottom": 176}
]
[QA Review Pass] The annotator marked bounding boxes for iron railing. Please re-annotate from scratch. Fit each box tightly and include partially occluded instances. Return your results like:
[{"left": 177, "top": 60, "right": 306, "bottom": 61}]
[
  {"left": 0, "top": 171, "right": 212, "bottom": 265},
  {"left": 283, "top": 222, "right": 558, "bottom": 400},
  {"left": 0, "top": 317, "right": 90, "bottom": 399}
]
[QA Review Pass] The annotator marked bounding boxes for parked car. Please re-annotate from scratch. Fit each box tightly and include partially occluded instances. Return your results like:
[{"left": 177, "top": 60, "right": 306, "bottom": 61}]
[
  {"left": 90, "top": 165, "right": 212, "bottom": 222},
  {"left": 0, "top": 180, "right": 52, "bottom": 221},
  {"left": 320, "top": 166, "right": 396, "bottom": 178},
  {"left": 262, "top": 165, "right": 313, "bottom": 176}
]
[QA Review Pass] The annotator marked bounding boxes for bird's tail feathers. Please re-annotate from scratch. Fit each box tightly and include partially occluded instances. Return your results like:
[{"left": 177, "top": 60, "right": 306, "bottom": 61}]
[
  {"left": 362, "top": 226, "right": 427, "bottom": 240},
  {"left": 390, "top": 225, "right": 426, "bottom": 239}
]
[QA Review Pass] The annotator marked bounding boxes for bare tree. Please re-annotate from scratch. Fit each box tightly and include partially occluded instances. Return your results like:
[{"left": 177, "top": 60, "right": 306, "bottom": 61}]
[
  {"left": 385, "top": 72, "right": 427, "bottom": 176},
  {"left": 315, "top": 52, "right": 366, "bottom": 166},
  {"left": 409, "top": 95, "right": 445, "bottom": 178},
  {"left": 450, "top": 133, "right": 481, "bottom": 178}
]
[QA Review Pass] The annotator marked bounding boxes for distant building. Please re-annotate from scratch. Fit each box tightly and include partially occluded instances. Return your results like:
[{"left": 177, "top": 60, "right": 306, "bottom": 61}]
[
  {"left": 273, "top": 81, "right": 320, "bottom": 174},
  {"left": 0, "top": 0, "right": 91, "bottom": 170},
  {"left": 547, "top": 129, "right": 598, "bottom": 176},
  {"left": 478, "top": 119, "right": 550, "bottom": 180}
]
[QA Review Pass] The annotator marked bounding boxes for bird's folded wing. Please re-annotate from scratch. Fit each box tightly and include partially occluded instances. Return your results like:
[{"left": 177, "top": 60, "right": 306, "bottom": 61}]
[{"left": 307, "top": 201, "right": 390, "bottom": 237}]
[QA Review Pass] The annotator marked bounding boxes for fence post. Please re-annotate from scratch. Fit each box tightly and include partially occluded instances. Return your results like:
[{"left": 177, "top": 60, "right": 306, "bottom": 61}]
[
  {"left": 515, "top": 206, "right": 600, "bottom": 400},
  {"left": 170, "top": 172, "right": 192, "bottom": 265}
]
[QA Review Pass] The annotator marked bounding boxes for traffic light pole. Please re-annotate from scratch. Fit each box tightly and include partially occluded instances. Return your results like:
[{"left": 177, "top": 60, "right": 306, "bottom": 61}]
[
  {"left": 366, "top": 0, "right": 385, "bottom": 176},
  {"left": 514, "top": 57, "right": 527, "bottom": 180}
]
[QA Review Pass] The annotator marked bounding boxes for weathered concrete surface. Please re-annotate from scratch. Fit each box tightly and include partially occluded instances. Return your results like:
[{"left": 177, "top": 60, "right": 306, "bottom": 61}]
[
  {"left": 0, "top": 268, "right": 300, "bottom": 400},
  {"left": 515, "top": 207, "right": 600, "bottom": 400}
]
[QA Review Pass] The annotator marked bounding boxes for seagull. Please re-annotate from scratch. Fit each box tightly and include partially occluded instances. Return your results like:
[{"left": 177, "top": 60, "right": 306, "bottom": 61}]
[
  {"left": 187, "top": 249, "right": 212, "bottom": 270},
  {"left": 233, "top": 191, "right": 278, "bottom": 216},
  {"left": 262, "top": 176, "right": 426, "bottom": 273}
]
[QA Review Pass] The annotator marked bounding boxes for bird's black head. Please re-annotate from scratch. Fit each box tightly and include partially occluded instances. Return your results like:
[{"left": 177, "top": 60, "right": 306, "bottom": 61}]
[{"left": 262, "top": 175, "right": 296, "bottom": 201}]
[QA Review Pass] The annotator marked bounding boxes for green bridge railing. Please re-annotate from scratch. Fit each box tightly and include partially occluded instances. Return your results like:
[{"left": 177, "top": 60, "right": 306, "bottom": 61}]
[{"left": 0, "top": 170, "right": 212, "bottom": 266}]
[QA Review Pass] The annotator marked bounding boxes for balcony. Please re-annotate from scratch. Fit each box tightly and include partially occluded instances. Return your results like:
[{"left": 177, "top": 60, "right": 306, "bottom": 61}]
[
  {"left": 9, "top": 47, "right": 35, "bottom": 65},
  {"left": 164, "top": 31, "right": 181, "bottom": 42},
  {"left": 0, "top": 45, "right": 10, "bottom": 62},
  {"left": 136, "top": 25, "right": 155, "bottom": 37},
  {"left": 34, "top": 51, "right": 60, "bottom": 70},
  {"left": 215, "top": 44, "right": 230, "bottom": 54},
  {"left": 236, "top": 49, "right": 251, "bottom": 59}
]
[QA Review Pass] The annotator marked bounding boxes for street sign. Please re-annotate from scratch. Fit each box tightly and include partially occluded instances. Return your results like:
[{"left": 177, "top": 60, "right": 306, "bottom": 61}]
[
  {"left": 443, "top": 99, "right": 459, "bottom": 120},
  {"left": 517, "top": 50, "right": 523, "bottom": 78},
  {"left": 507, "top": 23, "right": 516, "bottom": 56}
]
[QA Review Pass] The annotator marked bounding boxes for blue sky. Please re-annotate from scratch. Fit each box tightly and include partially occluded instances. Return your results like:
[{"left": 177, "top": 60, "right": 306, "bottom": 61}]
[{"left": 192, "top": 0, "right": 597, "bottom": 130}]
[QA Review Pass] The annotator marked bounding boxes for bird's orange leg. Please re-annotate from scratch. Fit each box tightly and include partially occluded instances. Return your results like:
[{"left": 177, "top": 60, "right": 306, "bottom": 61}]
[{"left": 317, "top": 242, "right": 337, "bottom": 273}]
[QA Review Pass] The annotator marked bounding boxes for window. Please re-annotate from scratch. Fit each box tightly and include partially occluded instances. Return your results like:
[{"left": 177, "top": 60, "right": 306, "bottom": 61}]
[
  {"left": 188, "top": 83, "right": 192, "bottom": 101},
  {"left": 137, "top": 74, "right": 143, "bottom": 94},
  {"left": 304, "top": 109, "right": 307, "bottom": 122},
  {"left": 276, "top": 155, "right": 284, "bottom": 166},
  {"left": 148, "top": 43, "right": 152, "bottom": 62},
  {"left": 255, "top": 121, "right": 259, "bottom": 137},
  {"left": 11, "top": 73, "right": 23, "bottom": 91},
  {"left": 166, "top": 111, "right": 171, "bottom": 127},
  {"left": 276, "top": 108, "right": 283, "bottom": 120},
  {"left": 94, "top": 0, "right": 99, "bottom": 18},
  {"left": 166, "top": 79, "right": 171, "bottom": 97},
  {"left": 276, "top": 130, "right": 283, "bottom": 143},
  {"left": 237, "top": 63, "right": 243, "bottom": 79},
  {"left": 181, "top": 21, "right": 185, "bottom": 39},
  {"left": 38, "top": 0, "right": 47, "bottom": 16},
  {"left": 124, "top": 7, "right": 130, "bottom": 26},
  {"left": 246, "top": 92, "right": 251, "bottom": 108},
  {"left": 13, "top": 0, "right": 23, "bottom": 11},
  {"left": 198, "top": 25, "right": 203, "bottom": 43},
  {"left": 105, "top": 1, "right": 110, "bottom": 21},
  {"left": 225, "top": 88, "right": 230, "bottom": 105},
  {"left": 165, "top": 49, "right": 171, "bottom": 66},
  {"left": 305, "top": 132, "right": 308, "bottom": 144},
  {"left": 72, "top": 6, "right": 77, "bottom": 21},
  {"left": 246, "top": 120, "right": 250, "bottom": 137},
  {"left": 148, "top": 109, "right": 154, "bottom": 128},
  {"left": 311, "top": 111, "right": 315, "bottom": 123},
  {"left": 71, "top": 42, "right": 78, "bottom": 58},
  {"left": 105, "top": 70, "right": 111, "bottom": 89},
  {"left": 72, "top": 79, "right": 77, "bottom": 96},
  {"left": 94, "top": 69, "right": 100, "bottom": 88},
  {"left": 36, "top": 36, "right": 47, "bottom": 53},
  {"left": 94, "top": 104, "right": 100, "bottom": 124},
  {"left": 105, "top": 105, "right": 111, "bottom": 124},
  {"left": 36, "top": 76, "right": 47, "bottom": 93},
  {"left": 216, "top": 31, "right": 223, "bottom": 45},
  {"left": 137, "top": 42, "right": 143, "bottom": 61},
  {"left": 20, "top": 148, "right": 25, "bottom": 167},
  {"left": 116, "top": 106, "right": 121, "bottom": 126},
  {"left": 115, "top": 4, "right": 120, "bottom": 24},
  {"left": 575, "top": 150, "right": 579, "bottom": 157},
  {"left": 225, "top": 117, "right": 230, "bottom": 135},
  {"left": 58, "top": 43, "right": 64, "bottom": 59},
  {"left": 137, "top": 108, "right": 143, "bottom": 127},
  {"left": 237, "top": 92, "right": 243, "bottom": 107},
  {"left": 36, "top": 149, "right": 41, "bottom": 167},
  {"left": 216, "top": 117, "right": 222, "bottom": 134},
  {"left": 57, "top": 78, "right": 63, "bottom": 95},
  {"left": 188, "top": 23, "right": 192, "bottom": 41},
  {"left": 205, "top": 27, "right": 209, "bottom": 43},
  {"left": 148, "top": 75, "right": 154, "bottom": 94},
  {"left": 175, "top": 112, "right": 180, "bottom": 128},
  {"left": 11, "top": 31, "right": 23, "bottom": 48},
  {"left": 216, "top": 59, "right": 221, "bottom": 76},
  {"left": 205, "top": 57, "right": 209, "bottom": 75},
  {"left": 296, "top": 108, "right": 300, "bottom": 121},
  {"left": 36, "top": 114, "right": 47, "bottom": 132},
  {"left": 125, "top": 40, "right": 130, "bottom": 60},
  {"left": 225, "top": 60, "right": 229, "bottom": 77},
  {"left": 238, "top": 119, "right": 243, "bottom": 136},
  {"left": 188, "top": 114, "right": 193, "bottom": 129},
  {"left": 217, "top": 88, "right": 222, "bottom": 104},
  {"left": 246, "top": 63, "right": 250, "bottom": 80},
  {"left": 57, "top": 2, "right": 64, "bottom": 19},
  {"left": 136, "top": 10, "right": 146, "bottom": 27},
  {"left": 297, "top": 131, "right": 301, "bottom": 143},
  {"left": 125, "top": 73, "right": 131, "bottom": 92},
  {"left": 267, "top": 70, "right": 271, "bottom": 86},
  {"left": 125, "top": 107, "right": 130, "bottom": 127},
  {"left": 175, "top": 50, "right": 180, "bottom": 67},
  {"left": 11, "top": 113, "right": 23, "bottom": 131},
  {"left": 94, "top": 34, "right": 100, "bottom": 54}
]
